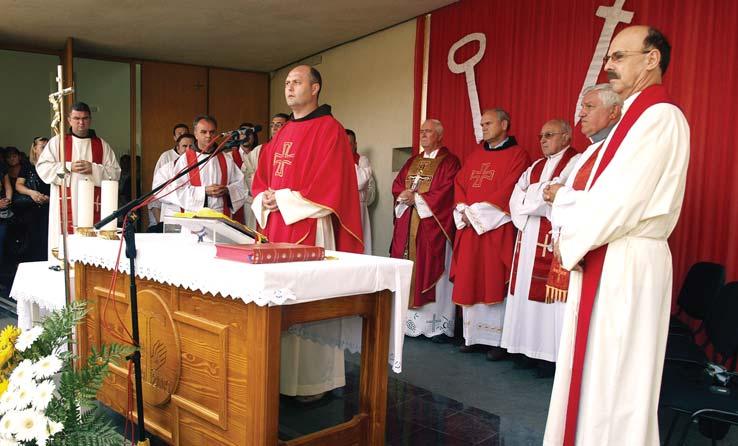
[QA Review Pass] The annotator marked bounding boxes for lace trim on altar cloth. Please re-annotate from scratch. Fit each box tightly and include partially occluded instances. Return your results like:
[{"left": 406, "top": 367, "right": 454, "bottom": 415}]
[{"left": 67, "top": 250, "right": 297, "bottom": 307}]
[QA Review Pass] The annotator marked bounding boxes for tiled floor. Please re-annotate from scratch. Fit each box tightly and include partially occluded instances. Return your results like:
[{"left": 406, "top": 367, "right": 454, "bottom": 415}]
[{"left": 2, "top": 305, "right": 737, "bottom": 445}]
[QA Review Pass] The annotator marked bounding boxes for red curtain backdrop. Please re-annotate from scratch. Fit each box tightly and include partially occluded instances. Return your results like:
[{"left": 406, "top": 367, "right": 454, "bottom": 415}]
[{"left": 415, "top": 0, "right": 738, "bottom": 296}]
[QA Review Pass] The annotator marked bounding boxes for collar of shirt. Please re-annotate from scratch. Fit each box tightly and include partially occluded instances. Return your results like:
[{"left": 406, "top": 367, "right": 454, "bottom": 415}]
[
  {"left": 422, "top": 148, "right": 440, "bottom": 159},
  {"left": 546, "top": 145, "right": 570, "bottom": 160},
  {"left": 589, "top": 123, "right": 617, "bottom": 144}
]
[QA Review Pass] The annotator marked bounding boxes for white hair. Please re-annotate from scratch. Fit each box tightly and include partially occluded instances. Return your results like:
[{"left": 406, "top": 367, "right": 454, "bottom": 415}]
[
  {"left": 582, "top": 83, "right": 623, "bottom": 108},
  {"left": 425, "top": 119, "right": 444, "bottom": 138}
]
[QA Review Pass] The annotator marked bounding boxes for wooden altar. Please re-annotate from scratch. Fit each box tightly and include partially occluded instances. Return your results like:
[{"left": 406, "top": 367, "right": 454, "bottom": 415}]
[{"left": 75, "top": 263, "right": 392, "bottom": 446}]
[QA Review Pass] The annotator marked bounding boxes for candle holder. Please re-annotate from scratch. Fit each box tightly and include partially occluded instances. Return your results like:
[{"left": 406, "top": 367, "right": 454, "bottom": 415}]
[
  {"left": 75, "top": 227, "right": 96, "bottom": 237},
  {"left": 98, "top": 229, "right": 120, "bottom": 240}
]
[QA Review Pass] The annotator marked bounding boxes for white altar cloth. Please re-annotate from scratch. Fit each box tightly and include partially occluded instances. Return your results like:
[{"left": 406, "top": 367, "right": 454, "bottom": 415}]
[
  {"left": 10, "top": 261, "right": 71, "bottom": 330},
  {"left": 63, "top": 234, "right": 412, "bottom": 372}
]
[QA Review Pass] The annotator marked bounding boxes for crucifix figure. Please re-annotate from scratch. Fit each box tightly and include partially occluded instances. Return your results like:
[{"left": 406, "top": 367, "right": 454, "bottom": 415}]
[
  {"left": 273, "top": 142, "right": 295, "bottom": 177},
  {"left": 470, "top": 162, "right": 495, "bottom": 188}
]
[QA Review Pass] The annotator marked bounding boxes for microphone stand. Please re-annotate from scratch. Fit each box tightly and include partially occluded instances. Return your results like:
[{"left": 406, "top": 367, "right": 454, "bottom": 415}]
[{"left": 93, "top": 134, "right": 239, "bottom": 445}]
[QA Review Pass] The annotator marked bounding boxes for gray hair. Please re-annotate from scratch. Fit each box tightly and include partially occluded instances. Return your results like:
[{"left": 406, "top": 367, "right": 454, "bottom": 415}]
[
  {"left": 425, "top": 119, "right": 444, "bottom": 138},
  {"left": 548, "top": 119, "right": 572, "bottom": 137},
  {"left": 482, "top": 108, "right": 511, "bottom": 128},
  {"left": 582, "top": 84, "right": 623, "bottom": 108}
]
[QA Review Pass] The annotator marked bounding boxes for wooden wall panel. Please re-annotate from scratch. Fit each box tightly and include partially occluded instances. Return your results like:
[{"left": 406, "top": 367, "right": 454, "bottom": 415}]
[
  {"left": 141, "top": 62, "right": 208, "bottom": 204},
  {"left": 208, "top": 68, "right": 269, "bottom": 138}
]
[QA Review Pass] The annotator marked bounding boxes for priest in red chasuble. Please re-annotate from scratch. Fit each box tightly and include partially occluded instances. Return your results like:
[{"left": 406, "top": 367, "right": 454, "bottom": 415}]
[
  {"left": 251, "top": 65, "right": 363, "bottom": 400},
  {"left": 451, "top": 108, "right": 531, "bottom": 360},
  {"left": 499, "top": 119, "right": 579, "bottom": 378},
  {"left": 390, "top": 119, "right": 460, "bottom": 340}
]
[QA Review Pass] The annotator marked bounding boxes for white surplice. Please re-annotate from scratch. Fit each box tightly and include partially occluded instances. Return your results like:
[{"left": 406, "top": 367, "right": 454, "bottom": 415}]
[
  {"left": 543, "top": 92, "right": 690, "bottom": 446},
  {"left": 172, "top": 151, "right": 246, "bottom": 215},
  {"left": 252, "top": 190, "right": 346, "bottom": 396},
  {"left": 36, "top": 134, "right": 121, "bottom": 258},
  {"left": 151, "top": 151, "right": 184, "bottom": 220},
  {"left": 241, "top": 145, "right": 262, "bottom": 230},
  {"left": 397, "top": 149, "right": 456, "bottom": 339},
  {"left": 356, "top": 154, "right": 375, "bottom": 255},
  {"left": 500, "top": 149, "right": 579, "bottom": 362},
  {"left": 149, "top": 148, "right": 180, "bottom": 224}
]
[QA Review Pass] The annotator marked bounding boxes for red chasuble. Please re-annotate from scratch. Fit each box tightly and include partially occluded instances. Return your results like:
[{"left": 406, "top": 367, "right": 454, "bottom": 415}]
[
  {"left": 389, "top": 147, "right": 460, "bottom": 308},
  {"left": 60, "top": 133, "right": 103, "bottom": 234},
  {"left": 251, "top": 105, "right": 363, "bottom": 253},
  {"left": 509, "top": 147, "right": 578, "bottom": 302},
  {"left": 450, "top": 137, "right": 531, "bottom": 306}
]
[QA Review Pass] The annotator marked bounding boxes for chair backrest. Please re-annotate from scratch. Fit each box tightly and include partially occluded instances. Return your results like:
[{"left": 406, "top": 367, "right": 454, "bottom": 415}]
[
  {"left": 677, "top": 262, "right": 725, "bottom": 320},
  {"left": 705, "top": 282, "right": 738, "bottom": 360}
]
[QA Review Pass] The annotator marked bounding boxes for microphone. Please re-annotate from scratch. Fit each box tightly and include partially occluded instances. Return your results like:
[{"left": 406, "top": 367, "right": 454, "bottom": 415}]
[{"left": 221, "top": 125, "right": 262, "bottom": 140}]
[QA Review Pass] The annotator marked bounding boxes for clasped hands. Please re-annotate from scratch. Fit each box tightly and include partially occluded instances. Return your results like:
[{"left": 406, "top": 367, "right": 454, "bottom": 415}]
[
  {"left": 70, "top": 160, "right": 92, "bottom": 175},
  {"left": 205, "top": 184, "right": 228, "bottom": 198},
  {"left": 0, "top": 198, "right": 10, "bottom": 209},
  {"left": 543, "top": 183, "right": 564, "bottom": 203},
  {"left": 262, "top": 188, "right": 279, "bottom": 211},
  {"left": 397, "top": 189, "right": 415, "bottom": 206}
]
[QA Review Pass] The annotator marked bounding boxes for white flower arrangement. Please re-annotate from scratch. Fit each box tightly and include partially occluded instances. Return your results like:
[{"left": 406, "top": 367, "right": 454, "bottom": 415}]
[{"left": 0, "top": 302, "right": 132, "bottom": 445}]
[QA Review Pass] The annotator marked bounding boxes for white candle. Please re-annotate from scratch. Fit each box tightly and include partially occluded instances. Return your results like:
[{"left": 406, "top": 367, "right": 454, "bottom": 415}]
[
  {"left": 100, "top": 180, "right": 119, "bottom": 231},
  {"left": 77, "top": 178, "right": 94, "bottom": 228}
]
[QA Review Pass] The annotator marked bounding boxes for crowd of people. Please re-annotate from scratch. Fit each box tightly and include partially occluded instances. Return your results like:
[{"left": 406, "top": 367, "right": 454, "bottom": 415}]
[
  {"left": 0, "top": 138, "right": 52, "bottom": 295},
  {"left": 4, "top": 24, "right": 689, "bottom": 444}
]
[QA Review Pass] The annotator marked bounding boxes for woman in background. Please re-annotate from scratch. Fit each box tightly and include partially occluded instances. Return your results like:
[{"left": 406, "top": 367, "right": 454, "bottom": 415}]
[{"left": 15, "top": 137, "right": 51, "bottom": 261}]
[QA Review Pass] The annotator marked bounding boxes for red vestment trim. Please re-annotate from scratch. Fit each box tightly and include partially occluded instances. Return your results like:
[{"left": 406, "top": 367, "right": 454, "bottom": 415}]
[
  {"left": 508, "top": 148, "right": 577, "bottom": 302},
  {"left": 59, "top": 135, "right": 103, "bottom": 234},
  {"left": 185, "top": 149, "right": 231, "bottom": 218},
  {"left": 563, "top": 85, "right": 675, "bottom": 446}
]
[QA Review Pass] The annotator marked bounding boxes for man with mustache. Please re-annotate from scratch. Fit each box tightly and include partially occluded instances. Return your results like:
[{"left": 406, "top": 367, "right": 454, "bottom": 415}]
[{"left": 542, "top": 26, "right": 690, "bottom": 446}]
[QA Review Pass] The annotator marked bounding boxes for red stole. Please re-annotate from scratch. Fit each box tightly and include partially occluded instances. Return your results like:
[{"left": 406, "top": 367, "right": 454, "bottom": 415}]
[
  {"left": 232, "top": 148, "right": 244, "bottom": 169},
  {"left": 545, "top": 147, "right": 602, "bottom": 303},
  {"left": 59, "top": 134, "right": 103, "bottom": 233},
  {"left": 185, "top": 149, "right": 232, "bottom": 218},
  {"left": 509, "top": 147, "right": 577, "bottom": 302},
  {"left": 352, "top": 152, "right": 360, "bottom": 165},
  {"left": 563, "top": 85, "right": 675, "bottom": 446}
]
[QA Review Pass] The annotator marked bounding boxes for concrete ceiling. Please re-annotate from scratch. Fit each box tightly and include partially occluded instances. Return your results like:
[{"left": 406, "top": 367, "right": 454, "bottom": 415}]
[{"left": 1, "top": 0, "right": 456, "bottom": 72}]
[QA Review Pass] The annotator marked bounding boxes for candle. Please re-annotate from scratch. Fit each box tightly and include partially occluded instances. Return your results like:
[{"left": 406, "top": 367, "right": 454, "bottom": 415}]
[
  {"left": 77, "top": 178, "right": 94, "bottom": 228},
  {"left": 100, "top": 180, "right": 119, "bottom": 231}
]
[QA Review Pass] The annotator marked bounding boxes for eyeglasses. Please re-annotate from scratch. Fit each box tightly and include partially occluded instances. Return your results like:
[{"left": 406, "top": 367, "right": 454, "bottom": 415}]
[
  {"left": 270, "top": 122, "right": 285, "bottom": 128},
  {"left": 603, "top": 49, "right": 651, "bottom": 65},
  {"left": 538, "top": 132, "right": 565, "bottom": 140}
]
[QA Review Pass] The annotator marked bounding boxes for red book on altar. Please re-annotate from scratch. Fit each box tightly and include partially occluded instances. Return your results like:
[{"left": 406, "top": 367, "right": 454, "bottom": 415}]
[{"left": 215, "top": 243, "right": 325, "bottom": 264}]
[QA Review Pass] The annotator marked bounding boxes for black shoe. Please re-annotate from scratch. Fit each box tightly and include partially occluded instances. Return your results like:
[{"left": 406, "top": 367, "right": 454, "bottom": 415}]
[
  {"left": 459, "top": 344, "right": 485, "bottom": 353},
  {"left": 535, "top": 360, "right": 556, "bottom": 378},
  {"left": 486, "top": 346, "right": 508, "bottom": 361}
]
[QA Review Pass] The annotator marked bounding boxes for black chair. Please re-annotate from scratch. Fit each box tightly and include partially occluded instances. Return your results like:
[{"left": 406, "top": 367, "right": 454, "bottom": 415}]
[
  {"left": 660, "top": 282, "right": 738, "bottom": 445},
  {"left": 669, "top": 262, "right": 725, "bottom": 338},
  {"left": 666, "top": 263, "right": 726, "bottom": 364}
]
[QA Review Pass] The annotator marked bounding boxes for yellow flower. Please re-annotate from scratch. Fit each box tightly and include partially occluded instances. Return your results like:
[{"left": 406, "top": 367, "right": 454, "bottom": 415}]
[
  {"left": 0, "top": 379, "right": 8, "bottom": 397},
  {"left": 0, "top": 325, "right": 21, "bottom": 346},
  {"left": 0, "top": 343, "right": 14, "bottom": 370}
]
